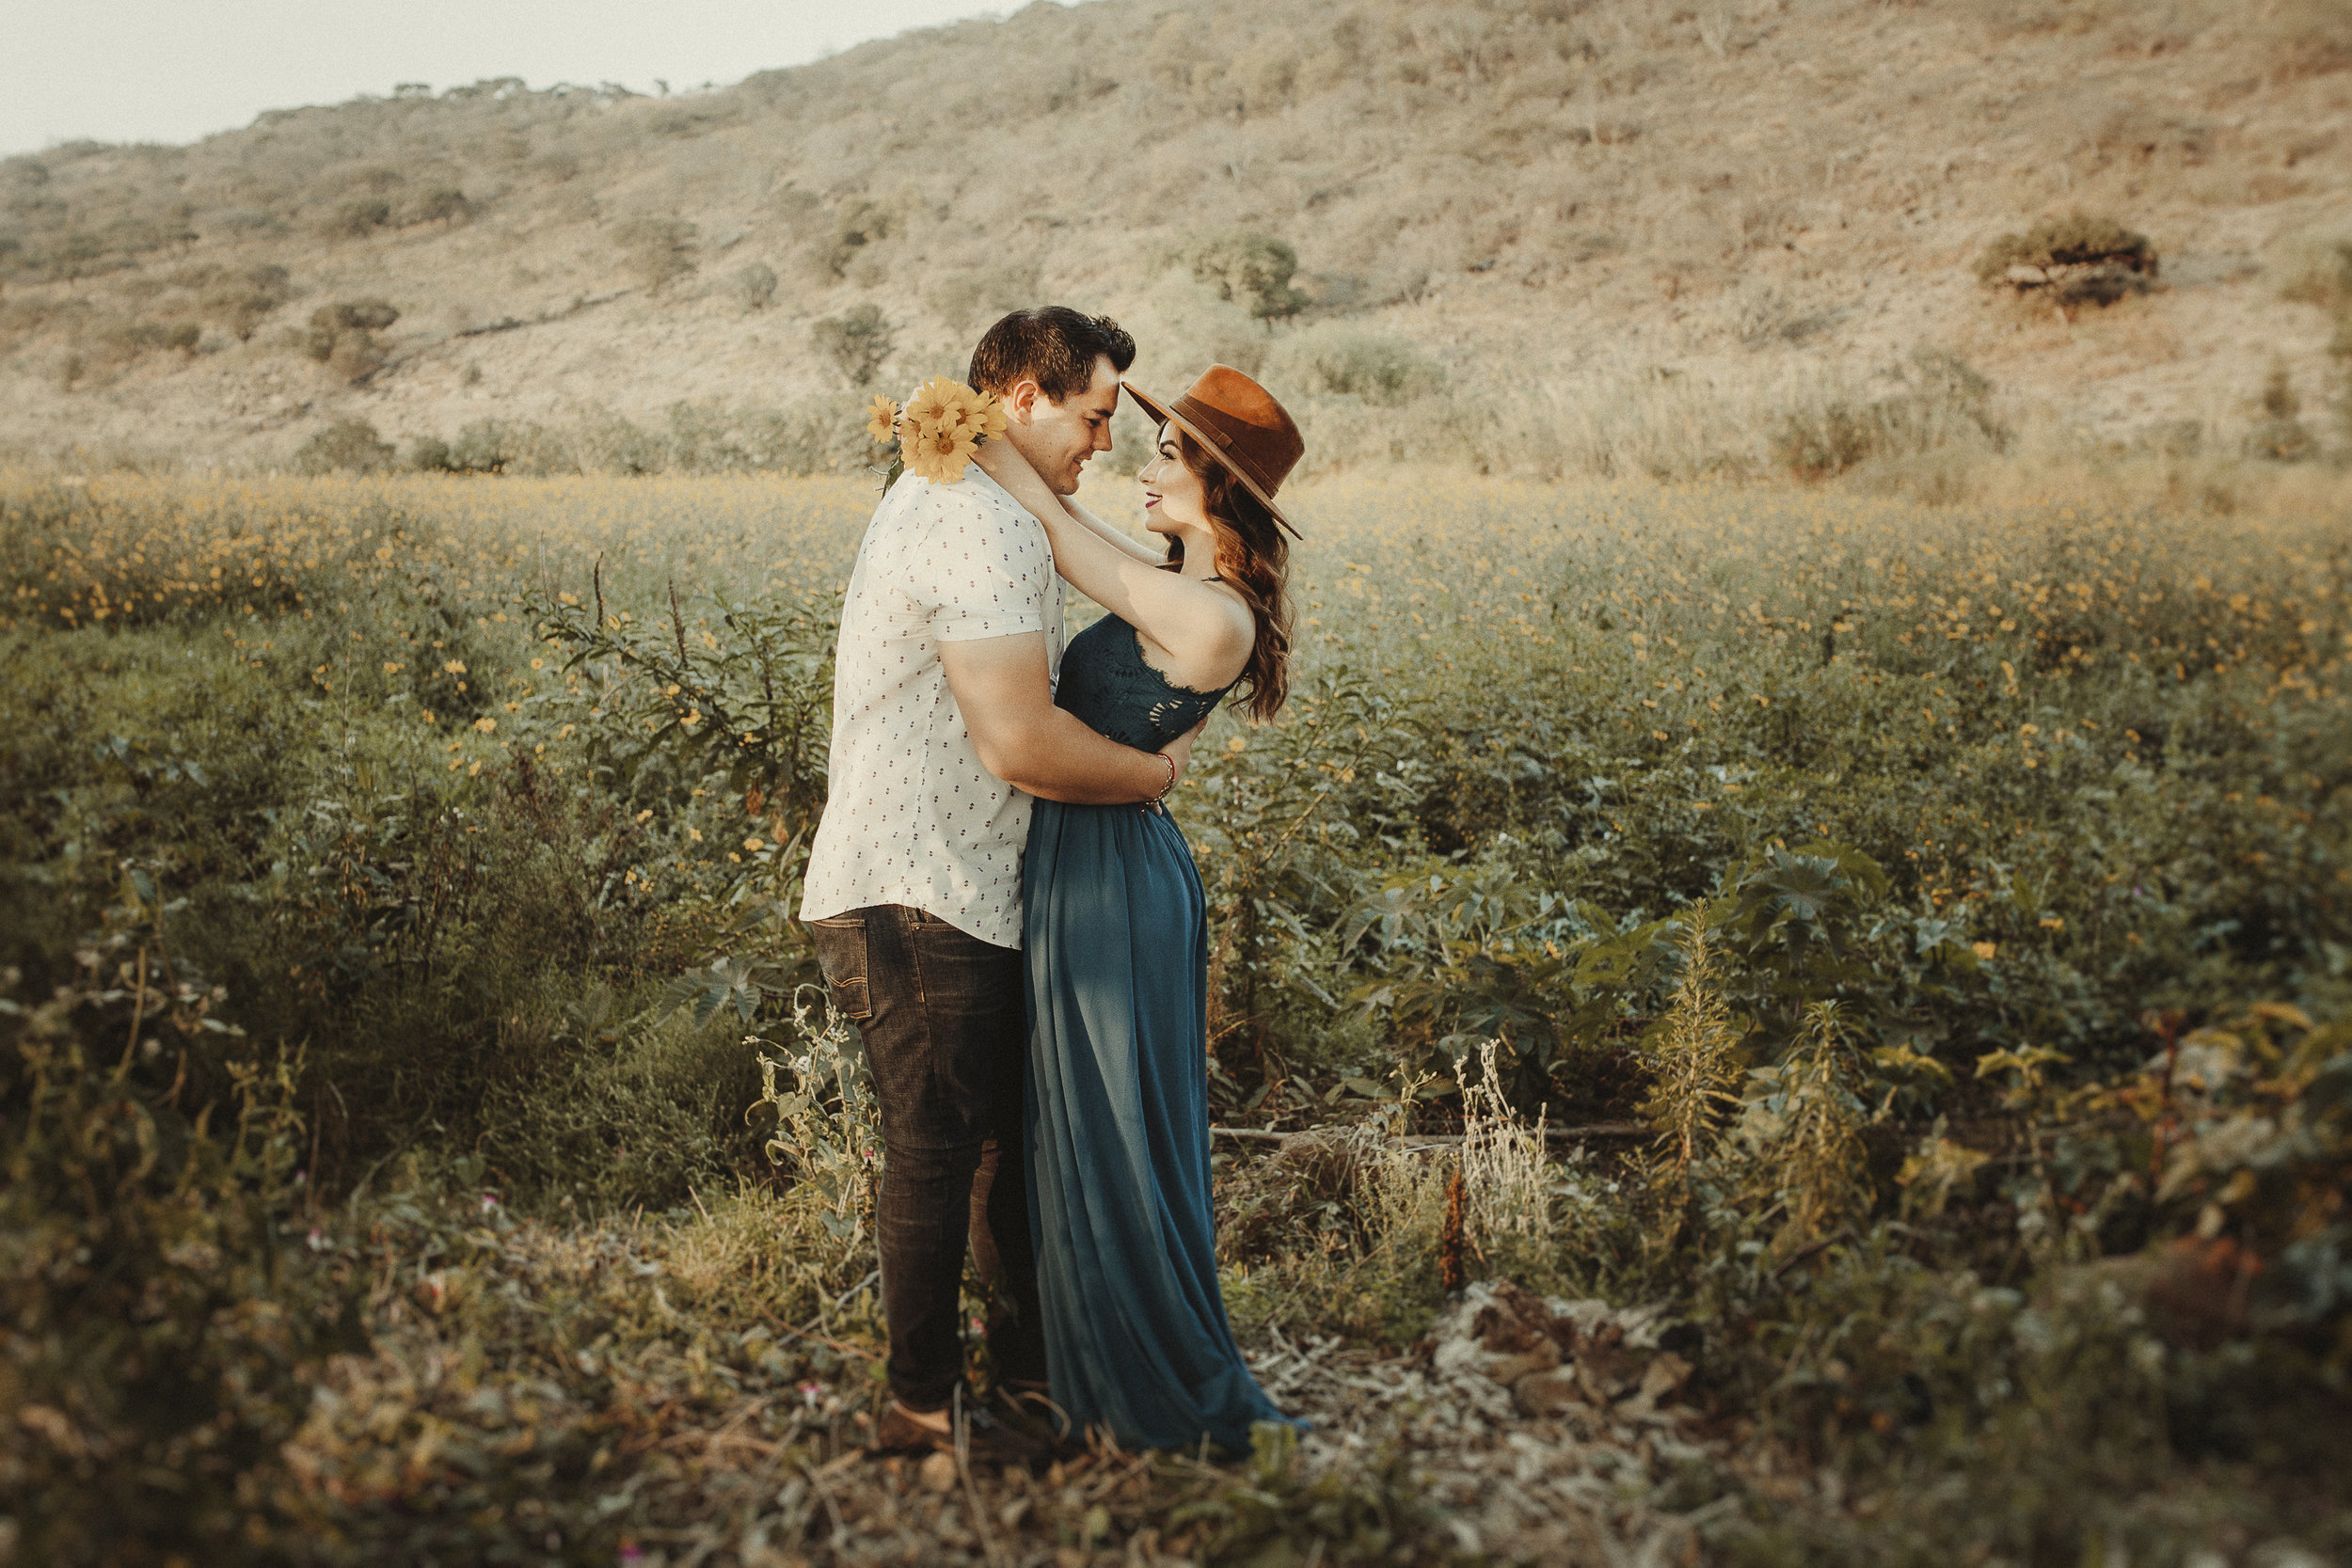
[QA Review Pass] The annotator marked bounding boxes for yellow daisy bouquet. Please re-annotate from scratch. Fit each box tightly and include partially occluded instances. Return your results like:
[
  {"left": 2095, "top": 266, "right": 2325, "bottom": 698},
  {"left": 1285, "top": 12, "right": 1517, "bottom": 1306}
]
[{"left": 866, "top": 376, "right": 1009, "bottom": 490}]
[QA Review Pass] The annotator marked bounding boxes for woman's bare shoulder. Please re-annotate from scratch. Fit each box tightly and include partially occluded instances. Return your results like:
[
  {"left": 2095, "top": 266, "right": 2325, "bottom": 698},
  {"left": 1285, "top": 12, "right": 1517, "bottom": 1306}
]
[{"left": 1195, "top": 580, "right": 1258, "bottom": 661}]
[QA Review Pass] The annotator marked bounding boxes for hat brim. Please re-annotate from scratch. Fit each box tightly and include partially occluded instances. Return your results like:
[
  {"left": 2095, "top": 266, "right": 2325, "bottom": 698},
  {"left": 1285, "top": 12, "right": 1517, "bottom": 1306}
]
[{"left": 1122, "top": 380, "right": 1301, "bottom": 538}]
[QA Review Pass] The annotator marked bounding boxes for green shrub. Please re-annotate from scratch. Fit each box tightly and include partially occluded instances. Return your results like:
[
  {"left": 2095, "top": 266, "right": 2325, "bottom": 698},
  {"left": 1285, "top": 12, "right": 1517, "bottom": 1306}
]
[
  {"left": 91, "top": 316, "right": 201, "bottom": 364},
  {"left": 726, "top": 259, "right": 777, "bottom": 312},
  {"left": 1265, "top": 323, "right": 1445, "bottom": 405},
  {"left": 445, "top": 417, "right": 569, "bottom": 474},
  {"left": 405, "top": 184, "right": 469, "bottom": 225},
  {"left": 198, "top": 262, "right": 291, "bottom": 340},
  {"left": 302, "top": 298, "right": 399, "bottom": 381},
  {"left": 1181, "top": 228, "right": 1311, "bottom": 322},
  {"left": 810, "top": 197, "right": 893, "bottom": 281},
  {"left": 2247, "top": 365, "right": 2318, "bottom": 462},
  {"left": 812, "top": 302, "right": 895, "bottom": 388},
  {"left": 290, "top": 419, "right": 395, "bottom": 474},
  {"left": 0, "top": 969, "right": 360, "bottom": 1567},
  {"left": 1772, "top": 352, "right": 2010, "bottom": 482},
  {"left": 405, "top": 434, "right": 454, "bottom": 471},
  {"left": 1975, "top": 214, "right": 2158, "bottom": 308},
  {"left": 926, "top": 256, "right": 1041, "bottom": 334},
  {"left": 617, "top": 215, "right": 698, "bottom": 293},
  {"left": 320, "top": 198, "right": 391, "bottom": 239},
  {"left": 2278, "top": 236, "right": 2352, "bottom": 312}
]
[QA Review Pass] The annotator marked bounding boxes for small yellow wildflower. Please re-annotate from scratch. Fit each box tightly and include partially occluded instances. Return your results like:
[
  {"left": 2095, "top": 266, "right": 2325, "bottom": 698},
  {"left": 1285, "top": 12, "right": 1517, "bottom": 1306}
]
[
  {"left": 474, "top": 717, "right": 497, "bottom": 734},
  {"left": 866, "top": 395, "right": 901, "bottom": 443},
  {"left": 1971, "top": 942, "right": 1997, "bottom": 960},
  {"left": 443, "top": 659, "right": 466, "bottom": 674},
  {"left": 743, "top": 836, "right": 766, "bottom": 852}
]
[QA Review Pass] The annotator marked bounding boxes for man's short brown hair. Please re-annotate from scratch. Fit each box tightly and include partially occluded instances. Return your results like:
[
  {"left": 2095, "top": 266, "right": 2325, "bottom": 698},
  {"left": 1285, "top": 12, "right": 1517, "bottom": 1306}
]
[{"left": 968, "top": 307, "right": 1136, "bottom": 404}]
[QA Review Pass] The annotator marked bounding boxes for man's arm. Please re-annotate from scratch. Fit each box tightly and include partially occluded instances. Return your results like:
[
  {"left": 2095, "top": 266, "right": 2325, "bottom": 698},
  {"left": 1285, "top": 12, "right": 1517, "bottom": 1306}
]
[{"left": 942, "top": 632, "right": 1196, "bottom": 804}]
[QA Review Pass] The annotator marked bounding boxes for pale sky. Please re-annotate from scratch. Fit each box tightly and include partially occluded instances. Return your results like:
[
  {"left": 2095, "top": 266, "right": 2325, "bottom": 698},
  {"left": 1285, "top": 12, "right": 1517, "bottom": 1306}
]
[{"left": 6, "top": 0, "right": 1064, "bottom": 157}]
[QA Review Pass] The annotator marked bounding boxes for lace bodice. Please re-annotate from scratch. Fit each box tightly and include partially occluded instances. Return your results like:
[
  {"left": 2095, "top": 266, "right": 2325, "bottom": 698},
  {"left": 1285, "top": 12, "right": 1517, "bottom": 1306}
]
[{"left": 1055, "top": 614, "right": 1232, "bottom": 752}]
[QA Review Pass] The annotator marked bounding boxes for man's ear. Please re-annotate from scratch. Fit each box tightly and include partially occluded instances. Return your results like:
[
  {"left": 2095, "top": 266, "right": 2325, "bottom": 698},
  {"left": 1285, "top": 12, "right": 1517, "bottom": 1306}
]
[{"left": 1004, "top": 379, "right": 1043, "bottom": 425}]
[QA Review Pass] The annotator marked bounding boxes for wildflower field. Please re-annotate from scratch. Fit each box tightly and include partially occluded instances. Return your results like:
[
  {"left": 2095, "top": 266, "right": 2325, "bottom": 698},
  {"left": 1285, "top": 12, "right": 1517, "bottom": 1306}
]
[{"left": 3, "top": 466, "right": 2348, "bottom": 1567}]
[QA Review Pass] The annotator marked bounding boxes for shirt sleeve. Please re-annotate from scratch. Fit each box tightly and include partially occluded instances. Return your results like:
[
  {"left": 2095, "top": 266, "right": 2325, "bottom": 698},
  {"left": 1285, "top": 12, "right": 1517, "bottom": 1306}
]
[{"left": 909, "top": 489, "right": 1052, "bottom": 643}]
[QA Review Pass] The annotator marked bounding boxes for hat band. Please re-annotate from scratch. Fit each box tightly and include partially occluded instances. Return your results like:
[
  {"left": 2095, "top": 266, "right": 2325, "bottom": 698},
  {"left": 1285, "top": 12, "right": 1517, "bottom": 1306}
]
[
  {"left": 1175, "top": 397, "right": 1239, "bottom": 451},
  {"left": 1173, "top": 398, "right": 1282, "bottom": 495}
]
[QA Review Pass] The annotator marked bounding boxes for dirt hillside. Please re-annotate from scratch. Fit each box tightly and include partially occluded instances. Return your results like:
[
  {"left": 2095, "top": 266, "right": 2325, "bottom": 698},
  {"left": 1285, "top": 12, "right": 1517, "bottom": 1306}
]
[{"left": 1, "top": 0, "right": 2346, "bottom": 471}]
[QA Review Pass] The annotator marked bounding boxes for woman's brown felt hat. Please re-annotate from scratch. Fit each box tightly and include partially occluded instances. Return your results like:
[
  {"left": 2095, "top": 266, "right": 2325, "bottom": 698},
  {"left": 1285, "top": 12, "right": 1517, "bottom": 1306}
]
[{"left": 1121, "top": 365, "right": 1305, "bottom": 538}]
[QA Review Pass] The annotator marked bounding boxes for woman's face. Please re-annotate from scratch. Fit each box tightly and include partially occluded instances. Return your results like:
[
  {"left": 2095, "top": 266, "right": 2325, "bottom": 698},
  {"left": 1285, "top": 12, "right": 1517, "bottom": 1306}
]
[{"left": 1136, "top": 425, "right": 1209, "bottom": 538}]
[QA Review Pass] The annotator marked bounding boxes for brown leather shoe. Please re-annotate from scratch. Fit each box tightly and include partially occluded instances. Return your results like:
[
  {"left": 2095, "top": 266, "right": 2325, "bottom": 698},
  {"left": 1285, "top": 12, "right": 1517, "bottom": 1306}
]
[{"left": 869, "top": 1389, "right": 1049, "bottom": 1465}]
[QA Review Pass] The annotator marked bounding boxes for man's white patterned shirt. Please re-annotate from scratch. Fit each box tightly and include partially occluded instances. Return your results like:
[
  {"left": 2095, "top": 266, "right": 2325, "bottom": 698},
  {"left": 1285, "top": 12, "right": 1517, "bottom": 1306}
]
[{"left": 799, "top": 467, "right": 1064, "bottom": 948}]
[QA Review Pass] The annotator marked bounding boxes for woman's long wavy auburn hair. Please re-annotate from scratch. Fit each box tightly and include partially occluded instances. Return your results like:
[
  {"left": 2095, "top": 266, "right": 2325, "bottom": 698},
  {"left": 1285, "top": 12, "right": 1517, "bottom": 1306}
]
[{"left": 1160, "top": 427, "right": 1292, "bottom": 721}]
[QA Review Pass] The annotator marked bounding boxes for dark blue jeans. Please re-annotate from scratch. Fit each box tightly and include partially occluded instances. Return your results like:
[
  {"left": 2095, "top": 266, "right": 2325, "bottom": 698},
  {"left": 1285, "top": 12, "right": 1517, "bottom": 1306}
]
[{"left": 806, "top": 905, "right": 1047, "bottom": 1411}]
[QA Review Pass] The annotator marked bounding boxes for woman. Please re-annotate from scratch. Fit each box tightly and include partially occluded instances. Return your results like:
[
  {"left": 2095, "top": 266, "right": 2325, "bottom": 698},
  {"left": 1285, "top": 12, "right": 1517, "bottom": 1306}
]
[{"left": 974, "top": 364, "right": 1304, "bottom": 1454}]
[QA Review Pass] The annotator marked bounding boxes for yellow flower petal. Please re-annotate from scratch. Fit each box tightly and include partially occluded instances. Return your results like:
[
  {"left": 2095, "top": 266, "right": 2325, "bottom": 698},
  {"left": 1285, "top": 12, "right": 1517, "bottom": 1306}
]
[
  {"left": 901, "top": 417, "right": 978, "bottom": 484},
  {"left": 906, "top": 376, "right": 965, "bottom": 433},
  {"left": 971, "top": 392, "right": 1008, "bottom": 442}
]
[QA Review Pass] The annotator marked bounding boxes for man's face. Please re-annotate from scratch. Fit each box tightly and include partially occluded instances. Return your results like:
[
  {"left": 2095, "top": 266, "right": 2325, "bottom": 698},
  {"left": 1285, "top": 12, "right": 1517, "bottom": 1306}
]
[{"left": 1004, "top": 356, "right": 1120, "bottom": 496}]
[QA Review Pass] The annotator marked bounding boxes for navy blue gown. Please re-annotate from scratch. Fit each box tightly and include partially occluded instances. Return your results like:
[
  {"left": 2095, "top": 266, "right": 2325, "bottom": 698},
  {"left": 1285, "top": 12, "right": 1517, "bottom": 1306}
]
[{"left": 1021, "top": 613, "right": 1297, "bottom": 1454}]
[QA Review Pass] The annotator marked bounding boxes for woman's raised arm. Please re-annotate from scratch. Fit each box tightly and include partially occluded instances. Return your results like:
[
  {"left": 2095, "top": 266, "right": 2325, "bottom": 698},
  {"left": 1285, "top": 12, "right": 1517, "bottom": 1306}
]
[{"left": 972, "top": 443, "right": 1250, "bottom": 684}]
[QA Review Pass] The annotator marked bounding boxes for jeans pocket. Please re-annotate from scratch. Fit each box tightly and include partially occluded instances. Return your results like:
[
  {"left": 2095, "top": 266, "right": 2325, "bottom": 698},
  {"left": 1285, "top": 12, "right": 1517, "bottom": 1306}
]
[{"left": 808, "top": 916, "right": 872, "bottom": 1021}]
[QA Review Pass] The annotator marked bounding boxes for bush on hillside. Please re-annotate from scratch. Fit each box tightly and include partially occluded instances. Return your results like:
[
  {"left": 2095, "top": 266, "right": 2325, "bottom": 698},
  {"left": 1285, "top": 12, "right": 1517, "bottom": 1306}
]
[
  {"left": 2280, "top": 236, "right": 2352, "bottom": 311},
  {"left": 1772, "top": 351, "right": 2010, "bottom": 482},
  {"left": 927, "top": 255, "right": 1042, "bottom": 334},
  {"left": 406, "top": 435, "right": 455, "bottom": 471},
  {"left": 1975, "top": 214, "right": 2158, "bottom": 309},
  {"left": 92, "top": 317, "right": 201, "bottom": 364},
  {"left": 811, "top": 198, "right": 894, "bottom": 282},
  {"left": 812, "top": 303, "right": 895, "bottom": 388},
  {"left": 448, "top": 419, "right": 538, "bottom": 474},
  {"left": 2266, "top": 0, "right": 2352, "bottom": 78},
  {"left": 618, "top": 216, "right": 698, "bottom": 293},
  {"left": 2246, "top": 366, "right": 2318, "bottom": 463},
  {"left": 198, "top": 262, "right": 291, "bottom": 339},
  {"left": 320, "top": 198, "right": 391, "bottom": 240},
  {"left": 302, "top": 298, "right": 400, "bottom": 381},
  {"left": 291, "top": 419, "right": 396, "bottom": 474},
  {"left": 1182, "top": 229, "right": 1311, "bottom": 322},
  {"left": 1265, "top": 324, "right": 1446, "bottom": 405},
  {"left": 405, "top": 184, "right": 470, "bottom": 225},
  {"left": 727, "top": 260, "right": 777, "bottom": 312}
]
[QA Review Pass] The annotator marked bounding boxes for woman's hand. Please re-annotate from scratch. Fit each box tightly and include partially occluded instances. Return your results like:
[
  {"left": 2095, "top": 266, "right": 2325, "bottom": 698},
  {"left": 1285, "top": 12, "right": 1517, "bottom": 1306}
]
[
  {"left": 972, "top": 440, "right": 1071, "bottom": 548},
  {"left": 976, "top": 437, "right": 1249, "bottom": 689}
]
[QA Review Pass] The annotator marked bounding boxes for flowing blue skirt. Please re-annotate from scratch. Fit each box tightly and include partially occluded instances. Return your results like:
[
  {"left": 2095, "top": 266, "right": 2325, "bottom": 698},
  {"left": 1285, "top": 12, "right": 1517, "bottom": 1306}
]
[{"left": 1021, "top": 799, "right": 1294, "bottom": 1454}]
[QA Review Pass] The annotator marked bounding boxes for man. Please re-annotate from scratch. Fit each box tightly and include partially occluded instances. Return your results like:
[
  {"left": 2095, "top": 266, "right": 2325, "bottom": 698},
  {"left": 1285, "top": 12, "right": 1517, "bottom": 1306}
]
[{"left": 799, "top": 307, "right": 1197, "bottom": 1460}]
